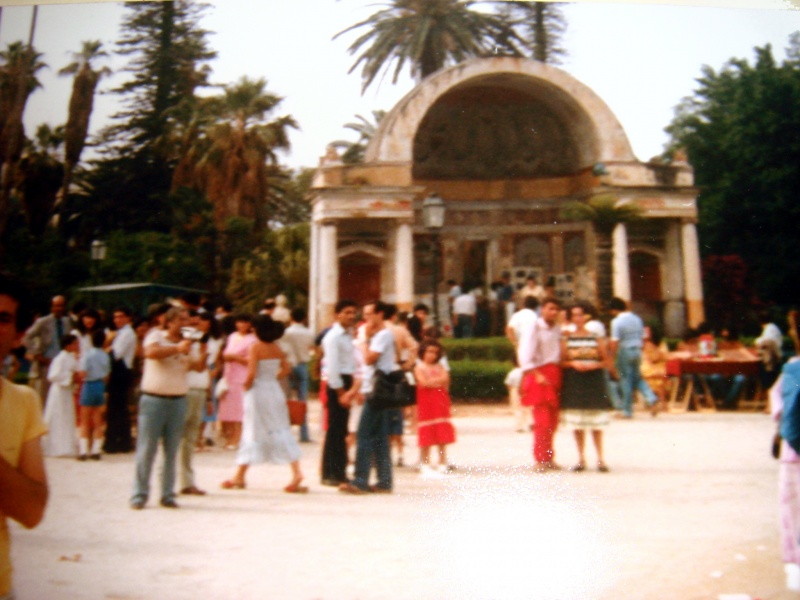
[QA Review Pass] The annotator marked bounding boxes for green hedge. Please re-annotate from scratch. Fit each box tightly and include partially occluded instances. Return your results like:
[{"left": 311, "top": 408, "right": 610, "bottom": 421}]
[
  {"left": 449, "top": 360, "right": 512, "bottom": 403},
  {"left": 309, "top": 337, "right": 516, "bottom": 402},
  {"left": 442, "top": 337, "right": 515, "bottom": 362}
]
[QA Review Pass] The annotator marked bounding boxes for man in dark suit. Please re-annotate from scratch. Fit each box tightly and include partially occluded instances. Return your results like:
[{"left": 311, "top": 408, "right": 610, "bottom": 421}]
[{"left": 22, "top": 295, "right": 72, "bottom": 401}]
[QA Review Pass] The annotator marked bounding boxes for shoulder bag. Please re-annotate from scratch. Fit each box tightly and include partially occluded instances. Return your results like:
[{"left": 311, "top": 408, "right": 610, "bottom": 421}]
[{"left": 369, "top": 369, "right": 416, "bottom": 410}]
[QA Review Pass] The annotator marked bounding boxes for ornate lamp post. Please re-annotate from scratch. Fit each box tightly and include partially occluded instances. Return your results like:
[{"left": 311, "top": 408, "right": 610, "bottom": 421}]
[
  {"left": 90, "top": 239, "right": 107, "bottom": 286},
  {"left": 421, "top": 193, "right": 445, "bottom": 329}
]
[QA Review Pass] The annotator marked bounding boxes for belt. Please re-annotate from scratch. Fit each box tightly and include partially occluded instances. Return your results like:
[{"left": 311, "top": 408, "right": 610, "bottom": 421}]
[{"left": 142, "top": 392, "right": 185, "bottom": 400}]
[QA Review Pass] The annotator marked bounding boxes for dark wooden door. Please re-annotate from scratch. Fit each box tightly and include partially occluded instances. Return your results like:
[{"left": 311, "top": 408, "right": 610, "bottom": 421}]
[
  {"left": 630, "top": 252, "right": 661, "bottom": 302},
  {"left": 338, "top": 262, "right": 381, "bottom": 308}
]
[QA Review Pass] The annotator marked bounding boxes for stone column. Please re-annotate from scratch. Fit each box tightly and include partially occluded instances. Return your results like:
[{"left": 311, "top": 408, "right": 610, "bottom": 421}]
[
  {"left": 394, "top": 221, "right": 414, "bottom": 313},
  {"left": 681, "top": 220, "right": 705, "bottom": 328},
  {"left": 309, "top": 220, "right": 320, "bottom": 332},
  {"left": 663, "top": 222, "right": 686, "bottom": 337},
  {"left": 486, "top": 237, "right": 500, "bottom": 285},
  {"left": 318, "top": 222, "right": 339, "bottom": 328},
  {"left": 550, "top": 235, "right": 564, "bottom": 274},
  {"left": 612, "top": 223, "right": 631, "bottom": 301}
]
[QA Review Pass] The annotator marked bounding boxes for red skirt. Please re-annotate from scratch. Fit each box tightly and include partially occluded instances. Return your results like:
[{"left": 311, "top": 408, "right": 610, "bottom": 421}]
[{"left": 417, "top": 386, "right": 456, "bottom": 447}]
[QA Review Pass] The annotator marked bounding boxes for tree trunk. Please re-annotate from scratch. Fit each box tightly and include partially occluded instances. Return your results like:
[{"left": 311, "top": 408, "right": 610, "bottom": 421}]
[
  {"left": 28, "top": 6, "right": 38, "bottom": 47},
  {"left": 60, "top": 66, "right": 99, "bottom": 215},
  {"left": 533, "top": 2, "right": 547, "bottom": 62}
]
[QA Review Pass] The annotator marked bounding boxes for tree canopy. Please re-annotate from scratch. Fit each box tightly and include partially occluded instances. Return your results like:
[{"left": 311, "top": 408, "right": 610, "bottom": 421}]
[
  {"left": 665, "top": 34, "right": 800, "bottom": 305},
  {"left": 335, "top": 0, "right": 525, "bottom": 93},
  {"left": 494, "top": 1, "right": 568, "bottom": 64},
  {"left": 0, "top": 0, "right": 309, "bottom": 304}
]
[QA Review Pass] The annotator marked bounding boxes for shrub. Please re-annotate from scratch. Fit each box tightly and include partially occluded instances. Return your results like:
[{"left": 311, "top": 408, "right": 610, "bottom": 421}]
[
  {"left": 449, "top": 360, "right": 512, "bottom": 403},
  {"left": 442, "top": 337, "right": 515, "bottom": 362}
]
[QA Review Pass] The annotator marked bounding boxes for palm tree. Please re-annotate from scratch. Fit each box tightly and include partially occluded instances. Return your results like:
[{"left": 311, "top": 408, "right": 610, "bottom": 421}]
[
  {"left": 560, "top": 194, "right": 642, "bottom": 305},
  {"left": 58, "top": 40, "right": 111, "bottom": 216},
  {"left": 173, "top": 76, "right": 298, "bottom": 231},
  {"left": 335, "top": 0, "right": 524, "bottom": 93},
  {"left": 18, "top": 124, "right": 64, "bottom": 236},
  {"left": 495, "top": 1, "right": 568, "bottom": 64},
  {"left": 330, "top": 110, "right": 386, "bottom": 164},
  {"left": 0, "top": 41, "right": 46, "bottom": 244}
]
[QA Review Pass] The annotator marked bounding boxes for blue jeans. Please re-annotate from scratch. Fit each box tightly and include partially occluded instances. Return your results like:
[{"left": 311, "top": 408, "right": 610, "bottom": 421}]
[
  {"left": 352, "top": 399, "right": 392, "bottom": 491},
  {"left": 706, "top": 374, "right": 746, "bottom": 409},
  {"left": 131, "top": 393, "right": 188, "bottom": 504},
  {"left": 289, "top": 363, "right": 310, "bottom": 442},
  {"left": 605, "top": 370, "right": 622, "bottom": 411},
  {"left": 455, "top": 314, "right": 473, "bottom": 339},
  {"left": 617, "top": 347, "right": 656, "bottom": 416}
]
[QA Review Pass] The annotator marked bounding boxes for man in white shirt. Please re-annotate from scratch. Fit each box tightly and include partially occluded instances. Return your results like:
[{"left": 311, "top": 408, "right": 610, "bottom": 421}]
[
  {"left": 320, "top": 300, "right": 359, "bottom": 486},
  {"left": 104, "top": 307, "right": 137, "bottom": 454},
  {"left": 283, "top": 308, "right": 315, "bottom": 442},
  {"left": 452, "top": 289, "right": 477, "bottom": 339},
  {"left": 517, "top": 297, "right": 563, "bottom": 470},
  {"left": 756, "top": 313, "right": 783, "bottom": 348},
  {"left": 271, "top": 294, "right": 291, "bottom": 324},
  {"left": 446, "top": 280, "right": 461, "bottom": 324},
  {"left": 756, "top": 311, "right": 784, "bottom": 389},
  {"left": 520, "top": 276, "right": 546, "bottom": 304},
  {"left": 179, "top": 311, "right": 209, "bottom": 496},
  {"left": 340, "top": 300, "right": 396, "bottom": 494},
  {"left": 506, "top": 296, "right": 540, "bottom": 348}
]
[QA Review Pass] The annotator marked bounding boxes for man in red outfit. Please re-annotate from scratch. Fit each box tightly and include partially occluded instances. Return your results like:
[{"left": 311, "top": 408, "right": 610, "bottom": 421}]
[{"left": 516, "top": 297, "right": 563, "bottom": 471}]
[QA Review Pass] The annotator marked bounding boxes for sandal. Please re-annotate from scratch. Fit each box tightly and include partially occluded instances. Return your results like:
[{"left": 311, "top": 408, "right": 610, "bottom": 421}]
[
  {"left": 284, "top": 482, "right": 309, "bottom": 494},
  {"left": 221, "top": 479, "right": 246, "bottom": 489},
  {"left": 597, "top": 463, "right": 610, "bottom": 473},
  {"left": 570, "top": 463, "right": 586, "bottom": 472}
]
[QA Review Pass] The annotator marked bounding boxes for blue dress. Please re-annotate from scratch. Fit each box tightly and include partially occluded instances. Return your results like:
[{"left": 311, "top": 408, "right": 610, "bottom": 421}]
[{"left": 236, "top": 359, "right": 301, "bottom": 465}]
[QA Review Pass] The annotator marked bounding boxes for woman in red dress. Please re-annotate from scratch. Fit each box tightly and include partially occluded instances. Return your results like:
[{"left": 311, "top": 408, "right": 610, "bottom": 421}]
[{"left": 414, "top": 340, "right": 456, "bottom": 475}]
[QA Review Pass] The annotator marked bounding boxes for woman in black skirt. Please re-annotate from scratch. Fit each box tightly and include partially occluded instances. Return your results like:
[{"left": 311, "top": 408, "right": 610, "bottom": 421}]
[{"left": 560, "top": 302, "right": 614, "bottom": 472}]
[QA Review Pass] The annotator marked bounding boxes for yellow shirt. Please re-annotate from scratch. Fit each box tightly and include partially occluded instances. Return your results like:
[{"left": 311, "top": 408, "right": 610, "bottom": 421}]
[{"left": 0, "top": 379, "right": 46, "bottom": 595}]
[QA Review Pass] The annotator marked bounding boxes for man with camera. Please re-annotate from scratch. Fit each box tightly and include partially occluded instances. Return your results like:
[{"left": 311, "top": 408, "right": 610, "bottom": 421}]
[{"left": 130, "top": 306, "right": 204, "bottom": 510}]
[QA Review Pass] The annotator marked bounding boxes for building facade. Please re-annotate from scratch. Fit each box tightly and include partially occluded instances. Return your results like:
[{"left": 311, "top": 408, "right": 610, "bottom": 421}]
[{"left": 308, "top": 57, "right": 704, "bottom": 336}]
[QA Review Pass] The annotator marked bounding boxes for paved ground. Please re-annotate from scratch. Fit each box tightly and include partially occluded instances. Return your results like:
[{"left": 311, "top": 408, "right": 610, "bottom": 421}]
[{"left": 10, "top": 402, "right": 793, "bottom": 600}]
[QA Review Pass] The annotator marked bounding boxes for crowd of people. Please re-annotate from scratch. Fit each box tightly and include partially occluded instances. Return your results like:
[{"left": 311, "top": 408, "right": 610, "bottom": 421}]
[
  {"left": 2, "top": 268, "right": 800, "bottom": 595},
  {"left": 509, "top": 295, "right": 650, "bottom": 472},
  {"left": 318, "top": 299, "right": 455, "bottom": 493},
  {"left": 0, "top": 286, "right": 459, "bottom": 506}
]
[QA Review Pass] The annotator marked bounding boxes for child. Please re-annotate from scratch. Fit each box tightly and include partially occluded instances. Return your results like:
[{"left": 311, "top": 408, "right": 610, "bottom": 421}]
[
  {"left": 504, "top": 365, "right": 531, "bottom": 433},
  {"left": 413, "top": 340, "right": 456, "bottom": 475},
  {"left": 78, "top": 329, "right": 111, "bottom": 460},
  {"left": 42, "top": 334, "right": 80, "bottom": 457},
  {"left": 641, "top": 327, "right": 668, "bottom": 412}
]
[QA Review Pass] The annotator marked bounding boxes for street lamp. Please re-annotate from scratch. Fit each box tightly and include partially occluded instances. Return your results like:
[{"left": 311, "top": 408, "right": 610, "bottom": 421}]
[
  {"left": 422, "top": 193, "right": 445, "bottom": 329},
  {"left": 90, "top": 239, "right": 107, "bottom": 286}
]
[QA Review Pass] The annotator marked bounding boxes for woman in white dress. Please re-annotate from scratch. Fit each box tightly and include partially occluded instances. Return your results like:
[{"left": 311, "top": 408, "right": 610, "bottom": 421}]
[
  {"left": 221, "top": 316, "right": 306, "bottom": 493},
  {"left": 42, "top": 334, "right": 80, "bottom": 457}
]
